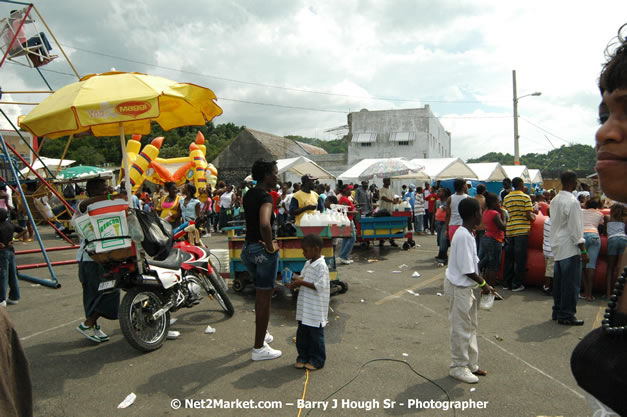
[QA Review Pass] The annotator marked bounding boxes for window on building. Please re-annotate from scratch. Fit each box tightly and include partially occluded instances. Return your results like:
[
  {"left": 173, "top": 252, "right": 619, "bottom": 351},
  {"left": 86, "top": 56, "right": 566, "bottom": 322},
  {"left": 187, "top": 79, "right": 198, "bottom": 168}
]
[
  {"left": 361, "top": 142, "right": 372, "bottom": 147},
  {"left": 397, "top": 141, "right": 409, "bottom": 146},
  {"left": 353, "top": 132, "right": 377, "bottom": 143},
  {"left": 390, "top": 131, "right": 415, "bottom": 142}
]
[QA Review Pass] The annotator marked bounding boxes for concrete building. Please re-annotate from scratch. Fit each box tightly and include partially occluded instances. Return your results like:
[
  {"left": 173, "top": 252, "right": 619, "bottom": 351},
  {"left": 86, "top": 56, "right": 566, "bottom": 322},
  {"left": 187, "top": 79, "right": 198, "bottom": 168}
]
[
  {"left": 212, "top": 128, "right": 328, "bottom": 184},
  {"left": 347, "top": 106, "right": 451, "bottom": 165},
  {"left": 0, "top": 129, "right": 33, "bottom": 165}
]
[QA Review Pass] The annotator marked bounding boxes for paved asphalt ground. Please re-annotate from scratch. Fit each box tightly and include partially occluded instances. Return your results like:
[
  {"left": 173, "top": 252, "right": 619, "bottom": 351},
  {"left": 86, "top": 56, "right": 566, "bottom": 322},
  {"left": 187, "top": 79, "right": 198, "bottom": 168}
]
[{"left": 8, "top": 228, "right": 603, "bottom": 417}]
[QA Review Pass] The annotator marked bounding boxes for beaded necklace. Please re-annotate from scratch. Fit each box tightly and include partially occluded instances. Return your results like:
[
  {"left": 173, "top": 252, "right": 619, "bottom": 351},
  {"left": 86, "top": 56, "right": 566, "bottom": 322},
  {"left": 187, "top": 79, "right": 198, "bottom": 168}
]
[{"left": 602, "top": 266, "right": 627, "bottom": 335}]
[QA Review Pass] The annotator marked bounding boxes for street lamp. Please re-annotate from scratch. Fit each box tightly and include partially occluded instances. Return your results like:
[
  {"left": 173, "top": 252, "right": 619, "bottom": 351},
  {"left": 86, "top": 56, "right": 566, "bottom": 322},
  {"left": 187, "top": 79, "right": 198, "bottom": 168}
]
[{"left": 512, "top": 69, "right": 541, "bottom": 165}]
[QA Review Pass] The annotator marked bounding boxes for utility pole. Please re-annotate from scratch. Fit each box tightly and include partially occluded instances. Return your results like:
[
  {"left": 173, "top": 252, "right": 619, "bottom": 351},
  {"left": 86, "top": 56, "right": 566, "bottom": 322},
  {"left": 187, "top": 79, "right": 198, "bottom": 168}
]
[
  {"left": 512, "top": 70, "right": 520, "bottom": 165},
  {"left": 512, "top": 70, "right": 541, "bottom": 166}
]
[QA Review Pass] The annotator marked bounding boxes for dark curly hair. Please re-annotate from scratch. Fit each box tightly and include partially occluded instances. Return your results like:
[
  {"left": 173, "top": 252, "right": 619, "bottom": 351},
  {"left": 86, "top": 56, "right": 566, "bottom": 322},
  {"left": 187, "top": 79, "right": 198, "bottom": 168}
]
[
  {"left": 599, "top": 23, "right": 627, "bottom": 94},
  {"left": 251, "top": 159, "right": 277, "bottom": 182}
]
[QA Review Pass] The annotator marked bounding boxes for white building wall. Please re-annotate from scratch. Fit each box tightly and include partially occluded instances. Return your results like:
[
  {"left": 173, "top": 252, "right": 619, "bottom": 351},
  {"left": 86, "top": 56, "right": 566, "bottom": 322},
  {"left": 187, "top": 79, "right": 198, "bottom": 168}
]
[{"left": 347, "top": 106, "right": 451, "bottom": 165}]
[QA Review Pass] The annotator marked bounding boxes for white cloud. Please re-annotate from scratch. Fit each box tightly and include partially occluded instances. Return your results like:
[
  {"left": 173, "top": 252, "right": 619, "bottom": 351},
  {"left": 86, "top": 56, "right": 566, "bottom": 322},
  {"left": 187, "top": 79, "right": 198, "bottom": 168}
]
[{"left": 2, "top": 0, "right": 623, "bottom": 160}]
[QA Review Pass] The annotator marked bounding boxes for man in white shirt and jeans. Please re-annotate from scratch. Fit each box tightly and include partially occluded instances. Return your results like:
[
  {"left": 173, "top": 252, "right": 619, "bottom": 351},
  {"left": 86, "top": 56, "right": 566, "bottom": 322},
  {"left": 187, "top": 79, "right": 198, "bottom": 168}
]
[{"left": 550, "top": 171, "right": 590, "bottom": 326}]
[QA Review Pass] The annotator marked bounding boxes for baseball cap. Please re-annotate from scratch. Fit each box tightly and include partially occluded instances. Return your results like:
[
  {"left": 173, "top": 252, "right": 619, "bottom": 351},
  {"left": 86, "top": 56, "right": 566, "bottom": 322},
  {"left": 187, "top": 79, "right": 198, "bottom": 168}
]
[
  {"left": 301, "top": 174, "right": 318, "bottom": 183},
  {"left": 409, "top": 184, "right": 416, "bottom": 190}
]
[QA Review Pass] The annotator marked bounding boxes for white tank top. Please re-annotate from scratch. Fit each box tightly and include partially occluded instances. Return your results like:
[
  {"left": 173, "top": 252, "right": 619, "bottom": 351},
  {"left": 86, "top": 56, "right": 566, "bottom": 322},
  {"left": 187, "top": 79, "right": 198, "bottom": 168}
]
[
  {"left": 607, "top": 221, "right": 626, "bottom": 239},
  {"left": 449, "top": 194, "right": 468, "bottom": 226}
]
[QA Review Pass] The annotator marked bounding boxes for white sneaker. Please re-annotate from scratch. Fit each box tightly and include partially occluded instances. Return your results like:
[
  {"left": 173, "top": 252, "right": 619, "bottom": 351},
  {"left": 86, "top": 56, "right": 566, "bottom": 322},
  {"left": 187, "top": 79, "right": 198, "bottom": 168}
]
[
  {"left": 167, "top": 330, "right": 181, "bottom": 340},
  {"left": 338, "top": 258, "right": 353, "bottom": 265},
  {"left": 76, "top": 323, "right": 101, "bottom": 343},
  {"left": 449, "top": 366, "right": 479, "bottom": 384},
  {"left": 252, "top": 342, "right": 282, "bottom": 361},
  {"left": 92, "top": 324, "right": 109, "bottom": 342},
  {"left": 264, "top": 331, "right": 273, "bottom": 344},
  {"left": 0, "top": 300, "right": 6, "bottom": 307}
]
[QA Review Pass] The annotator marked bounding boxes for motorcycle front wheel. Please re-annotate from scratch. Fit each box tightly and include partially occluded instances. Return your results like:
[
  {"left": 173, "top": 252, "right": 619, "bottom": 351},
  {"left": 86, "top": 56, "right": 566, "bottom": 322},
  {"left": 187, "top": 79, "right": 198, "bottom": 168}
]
[
  {"left": 119, "top": 288, "right": 170, "bottom": 352},
  {"left": 206, "top": 271, "right": 235, "bottom": 316}
]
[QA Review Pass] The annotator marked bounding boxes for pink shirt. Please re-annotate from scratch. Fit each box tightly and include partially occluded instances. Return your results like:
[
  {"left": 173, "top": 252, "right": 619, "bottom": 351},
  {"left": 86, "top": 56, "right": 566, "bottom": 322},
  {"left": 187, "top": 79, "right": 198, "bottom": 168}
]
[
  {"left": 582, "top": 209, "right": 604, "bottom": 234},
  {"left": 483, "top": 209, "right": 504, "bottom": 242}
]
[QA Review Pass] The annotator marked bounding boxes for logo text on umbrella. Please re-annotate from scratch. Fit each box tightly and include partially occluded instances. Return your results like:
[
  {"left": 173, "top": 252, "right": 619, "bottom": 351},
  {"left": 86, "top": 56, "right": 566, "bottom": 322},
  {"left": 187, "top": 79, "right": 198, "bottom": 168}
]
[{"left": 115, "top": 101, "right": 152, "bottom": 118}]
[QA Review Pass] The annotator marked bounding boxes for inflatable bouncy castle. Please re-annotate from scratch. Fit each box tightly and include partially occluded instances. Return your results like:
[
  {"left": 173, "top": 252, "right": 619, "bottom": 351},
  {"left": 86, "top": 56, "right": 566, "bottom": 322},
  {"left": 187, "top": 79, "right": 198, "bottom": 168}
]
[{"left": 122, "top": 131, "right": 218, "bottom": 193}]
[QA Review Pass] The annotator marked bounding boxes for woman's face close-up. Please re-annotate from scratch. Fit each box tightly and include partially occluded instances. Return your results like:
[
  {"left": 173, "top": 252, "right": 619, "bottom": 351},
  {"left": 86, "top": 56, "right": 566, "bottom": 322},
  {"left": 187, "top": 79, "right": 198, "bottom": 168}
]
[{"left": 596, "top": 87, "right": 627, "bottom": 203}]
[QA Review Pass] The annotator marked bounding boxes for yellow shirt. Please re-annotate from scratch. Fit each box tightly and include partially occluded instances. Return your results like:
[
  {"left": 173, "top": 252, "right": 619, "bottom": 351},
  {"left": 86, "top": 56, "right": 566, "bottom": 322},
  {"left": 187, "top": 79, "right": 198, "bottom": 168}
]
[{"left": 292, "top": 190, "right": 319, "bottom": 225}]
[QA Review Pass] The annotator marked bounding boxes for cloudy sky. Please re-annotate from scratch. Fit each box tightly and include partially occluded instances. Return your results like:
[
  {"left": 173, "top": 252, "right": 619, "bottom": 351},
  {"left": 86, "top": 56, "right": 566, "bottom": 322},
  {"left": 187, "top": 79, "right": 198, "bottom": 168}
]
[{"left": 2, "top": 0, "right": 625, "bottom": 160}]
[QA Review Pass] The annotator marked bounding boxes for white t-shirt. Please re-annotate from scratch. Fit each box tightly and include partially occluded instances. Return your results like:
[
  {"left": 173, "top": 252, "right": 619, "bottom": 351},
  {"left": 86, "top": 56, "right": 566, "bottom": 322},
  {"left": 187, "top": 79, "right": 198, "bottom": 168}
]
[
  {"left": 543, "top": 217, "right": 554, "bottom": 258},
  {"left": 220, "top": 191, "right": 233, "bottom": 209},
  {"left": 445, "top": 226, "right": 478, "bottom": 287},
  {"left": 296, "top": 256, "right": 330, "bottom": 328}
]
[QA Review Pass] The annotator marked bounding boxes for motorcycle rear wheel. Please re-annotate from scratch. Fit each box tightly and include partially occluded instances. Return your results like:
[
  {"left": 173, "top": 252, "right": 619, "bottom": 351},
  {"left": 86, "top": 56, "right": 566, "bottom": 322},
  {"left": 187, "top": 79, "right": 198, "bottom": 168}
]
[
  {"left": 119, "top": 288, "right": 170, "bottom": 352},
  {"left": 206, "top": 271, "right": 235, "bottom": 316}
]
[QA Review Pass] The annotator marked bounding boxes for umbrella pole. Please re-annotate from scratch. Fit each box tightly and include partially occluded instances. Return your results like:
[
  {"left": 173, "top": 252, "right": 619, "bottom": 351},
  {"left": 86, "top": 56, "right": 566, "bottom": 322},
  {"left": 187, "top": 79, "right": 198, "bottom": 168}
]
[
  {"left": 119, "top": 125, "right": 144, "bottom": 273},
  {"left": 55, "top": 135, "right": 73, "bottom": 176}
]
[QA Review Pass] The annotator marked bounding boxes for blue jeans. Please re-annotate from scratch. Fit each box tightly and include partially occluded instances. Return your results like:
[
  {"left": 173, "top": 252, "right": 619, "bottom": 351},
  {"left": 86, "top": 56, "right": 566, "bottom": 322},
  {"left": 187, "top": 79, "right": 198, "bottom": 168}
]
[
  {"left": 241, "top": 242, "right": 279, "bottom": 290},
  {"left": 583, "top": 232, "right": 601, "bottom": 269},
  {"left": 480, "top": 236, "right": 503, "bottom": 271},
  {"left": 0, "top": 250, "right": 20, "bottom": 302},
  {"left": 552, "top": 255, "right": 582, "bottom": 320},
  {"left": 414, "top": 214, "right": 424, "bottom": 232},
  {"left": 503, "top": 235, "right": 528, "bottom": 288},
  {"left": 434, "top": 220, "right": 448, "bottom": 260},
  {"left": 339, "top": 222, "right": 356, "bottom": 260},
  {"left": 296, "top": 321, "right": 326, "bottom": 368}
]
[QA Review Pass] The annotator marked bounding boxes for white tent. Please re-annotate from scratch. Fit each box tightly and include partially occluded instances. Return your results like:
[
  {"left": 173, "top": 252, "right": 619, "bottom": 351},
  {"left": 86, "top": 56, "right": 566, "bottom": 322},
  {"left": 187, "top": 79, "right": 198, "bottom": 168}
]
[
  {"left": 409, "top": 158, "right": 477, "bottom": 181},
  {"left": 19, "top": 157, "right": 75, "bottom": 178},
  {"left": 467, "top": 163, "right": 508, "bottom": 182},
  {"left": 502, "top": 165, "right": 531, "bottom": 183},
  {"left": 528, "top": 169, "right": 543, "bottom": 184},
  {"left": 276, "top": 156, "right": 335, "bottom": 179}
]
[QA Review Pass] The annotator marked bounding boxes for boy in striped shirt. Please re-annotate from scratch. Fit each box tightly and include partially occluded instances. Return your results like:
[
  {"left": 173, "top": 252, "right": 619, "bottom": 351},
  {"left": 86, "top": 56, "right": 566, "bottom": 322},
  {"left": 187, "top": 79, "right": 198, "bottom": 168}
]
[
  {"left": 288, "top": 234, "right": 330, "bottom": 371},
  {"left": 502, "top": 177, "right": 535, "bottom": 291}
]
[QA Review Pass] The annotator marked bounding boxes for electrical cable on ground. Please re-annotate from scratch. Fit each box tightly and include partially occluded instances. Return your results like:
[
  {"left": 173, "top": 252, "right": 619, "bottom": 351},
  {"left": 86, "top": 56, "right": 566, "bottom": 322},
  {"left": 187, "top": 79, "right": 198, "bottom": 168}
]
[
  {"left": 303, "top": 358, "right": 455, "bottom": 417},
  {"left": 296, "top": 369, "right": 310, "bottom": 417}
]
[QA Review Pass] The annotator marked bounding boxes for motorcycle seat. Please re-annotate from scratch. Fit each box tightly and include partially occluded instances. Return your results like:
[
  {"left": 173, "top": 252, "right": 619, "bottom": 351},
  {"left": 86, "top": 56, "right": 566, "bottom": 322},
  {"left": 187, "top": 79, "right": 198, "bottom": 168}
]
[{"left": 147, "top": 249, "right": 193, "bottom": 270}]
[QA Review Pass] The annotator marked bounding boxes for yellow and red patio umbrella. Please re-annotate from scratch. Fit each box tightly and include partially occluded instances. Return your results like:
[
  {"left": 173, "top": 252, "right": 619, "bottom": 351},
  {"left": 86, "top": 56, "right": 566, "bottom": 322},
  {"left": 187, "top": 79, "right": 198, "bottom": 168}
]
[{"left": 19, "top": 71, "right": 223, "bottom": 199}]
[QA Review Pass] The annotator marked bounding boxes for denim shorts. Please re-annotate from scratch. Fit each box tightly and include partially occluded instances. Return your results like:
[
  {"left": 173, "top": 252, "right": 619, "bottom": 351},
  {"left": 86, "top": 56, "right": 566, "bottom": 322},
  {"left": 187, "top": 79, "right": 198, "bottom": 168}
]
[
  {"left": 583, "top": 232, "right": 601, "bottom": 269},
  {"left": 241, "top": 242, "right": 279, "bottom": 290},
  {"left": 481, "top": 235, "right": 503, "bottom": 270},
  {"left": 608, "top": 235, "right": 627, "bottom": 257}
]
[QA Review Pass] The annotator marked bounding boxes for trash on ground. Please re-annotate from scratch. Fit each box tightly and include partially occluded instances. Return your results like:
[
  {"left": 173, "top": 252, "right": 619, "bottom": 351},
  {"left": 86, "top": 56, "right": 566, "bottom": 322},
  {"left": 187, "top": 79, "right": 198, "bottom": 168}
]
[
  {"left": 360, "top": 299, "right": 365, "bottom": 303},
  {"left": 392, "top": 270, "right": 402, "bottom": 274},
  {"left": 169, "top": 318, "right": 178, "bottom": 325},
  {"left": 204, "top": 325, "right": 216, "bottom": 334},
  {"left": 406, "top": 290, "right": 419, "bottom": 296},
  {"left": 495, "top": 335, "right": 504, "bottom": 342},
  {"left": 398, "top": 264, "right": 408, "bottom": 269},
  {"left": 329, "top": 306, "right": 335, "bottom": 313},
  {"left": 367, "top": 270, "right": 374, "bottom": 273},
  {"left": 367, "top": 259, "right": 379, "bottom": 263},
  {"left": 166, "top": 330, "right": 180, "bottom": 340},
  {"left": 436, "top": 292, "right": 443, "bottom": 296},
  {"left": 402, "top": 353, "right": 409, "bottom": 357},
  {"left": 335, "top": 315, "right": 340, "bottom": 320},
  {"left": 117, "top": 393, "right": 136, "bottom": 409},
  {"left": 412, "top": 271, "right": 421, "bottom": 278},
  {"left": 292, "top": 337, "right": 297, "bottom": 343},
  {"left": 470, "top": 388, "right": 476, "bottom": 393}
]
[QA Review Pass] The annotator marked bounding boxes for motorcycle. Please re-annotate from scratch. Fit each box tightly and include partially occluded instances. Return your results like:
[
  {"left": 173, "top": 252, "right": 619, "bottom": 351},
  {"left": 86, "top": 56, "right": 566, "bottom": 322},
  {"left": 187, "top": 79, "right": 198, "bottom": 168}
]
[{"left": 99, "top": 241, "right": 234, "bottom": 352}]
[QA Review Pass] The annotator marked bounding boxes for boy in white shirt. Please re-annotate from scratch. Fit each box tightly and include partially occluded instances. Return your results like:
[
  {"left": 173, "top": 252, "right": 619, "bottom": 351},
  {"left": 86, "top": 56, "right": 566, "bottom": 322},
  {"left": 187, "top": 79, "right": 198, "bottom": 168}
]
[
  {"left": 288, "top": 234, "right": 330, "bottom": 371},
  {"left": 444, "top": 197, "right": 495, "bottom": 384}
]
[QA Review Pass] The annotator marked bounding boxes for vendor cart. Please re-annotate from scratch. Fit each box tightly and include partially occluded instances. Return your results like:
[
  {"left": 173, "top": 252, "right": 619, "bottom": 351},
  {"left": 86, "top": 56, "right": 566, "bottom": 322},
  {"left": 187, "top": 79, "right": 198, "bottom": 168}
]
[
  {"left": 355, "top": 210, "right": 415, "bottom": 250},
  {"left": 226, "top": 224, "right": 349, "bottom": 295}
]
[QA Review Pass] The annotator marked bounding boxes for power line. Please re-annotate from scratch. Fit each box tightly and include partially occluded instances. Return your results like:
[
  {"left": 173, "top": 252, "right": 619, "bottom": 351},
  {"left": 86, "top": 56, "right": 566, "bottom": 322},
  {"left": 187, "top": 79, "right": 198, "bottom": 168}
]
[
  {"left": 59, "top": 42, "right": 504, "bottom": 104},
  {"left": 520, "top": 117, "right": 574, "bottom": 144}
]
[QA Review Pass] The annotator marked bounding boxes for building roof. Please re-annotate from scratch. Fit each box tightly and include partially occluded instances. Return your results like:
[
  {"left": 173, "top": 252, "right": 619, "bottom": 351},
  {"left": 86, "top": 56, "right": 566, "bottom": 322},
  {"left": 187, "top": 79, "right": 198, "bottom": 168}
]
[
  {"left": 466, "top": 162, "right": 509, "bottom": 182},
  {"left": 295, "top": 141, "right": 327, "bottom": 155}
]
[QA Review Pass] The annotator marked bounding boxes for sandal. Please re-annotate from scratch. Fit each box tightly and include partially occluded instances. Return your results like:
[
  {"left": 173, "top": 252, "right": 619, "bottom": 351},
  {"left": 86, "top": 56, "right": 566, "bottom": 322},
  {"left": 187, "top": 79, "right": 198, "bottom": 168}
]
[{"left": 472, "top": 369, "right": 488, "bottom": 376}]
